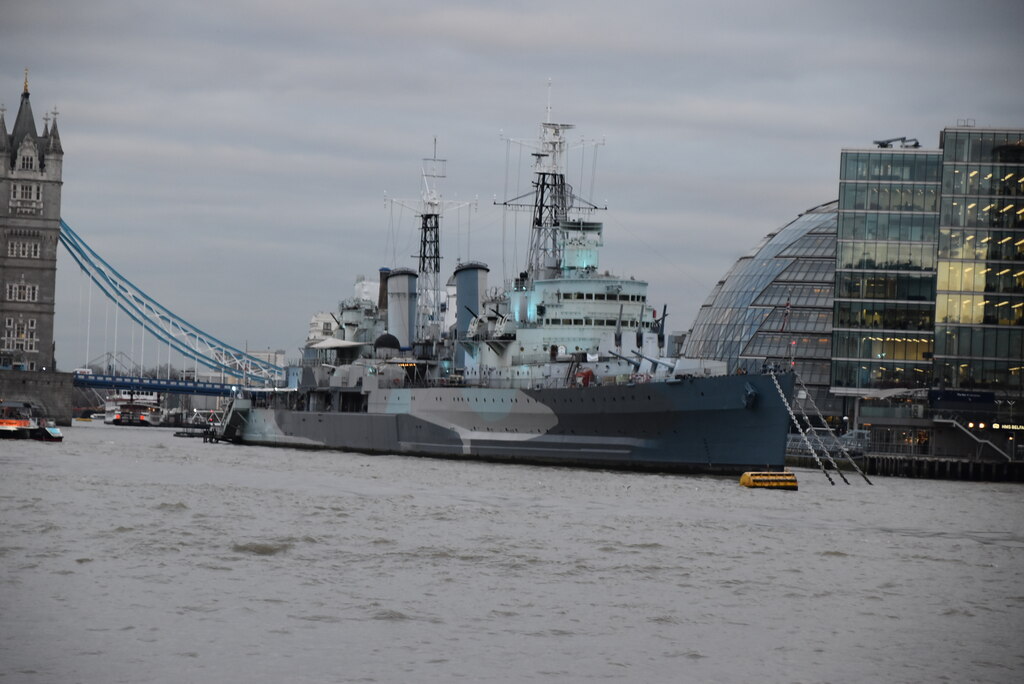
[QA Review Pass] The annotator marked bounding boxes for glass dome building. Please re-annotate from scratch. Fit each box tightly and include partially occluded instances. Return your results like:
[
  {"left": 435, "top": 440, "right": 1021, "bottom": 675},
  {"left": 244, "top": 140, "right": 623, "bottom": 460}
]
[{"left": 683, "top": 200, "right": 842, "bottom": 417}]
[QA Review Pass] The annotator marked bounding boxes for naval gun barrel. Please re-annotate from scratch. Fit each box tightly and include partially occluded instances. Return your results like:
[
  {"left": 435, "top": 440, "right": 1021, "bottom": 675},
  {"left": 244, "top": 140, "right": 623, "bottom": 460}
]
[
  {"left": 630, "top": 349, "right": 676, "bottom": 372},
  {"left": 607, "top": 350, "right": 641, "bottom": 371}
]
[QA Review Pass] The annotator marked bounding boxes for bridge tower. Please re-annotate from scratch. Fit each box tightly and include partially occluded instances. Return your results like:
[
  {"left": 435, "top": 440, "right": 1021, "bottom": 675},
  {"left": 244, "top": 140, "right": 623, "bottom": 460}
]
[{"left": 0, "top": 70, "right": 63, "bottom": 373}]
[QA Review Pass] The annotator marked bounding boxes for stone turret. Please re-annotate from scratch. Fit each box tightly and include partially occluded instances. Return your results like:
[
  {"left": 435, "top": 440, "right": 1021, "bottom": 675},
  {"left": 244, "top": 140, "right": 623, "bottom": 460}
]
[
  {"left": 1, "top": 71, "right": 69, "bottom": 420},
  {"left": 43, "top": 116, "right": 63, "bottom": 179},
  {"left": 9, "top": 78, "right": 40, "bottom": 173},
  {"left": 0, "top": 109, "right": 8, "bottom": 172}
]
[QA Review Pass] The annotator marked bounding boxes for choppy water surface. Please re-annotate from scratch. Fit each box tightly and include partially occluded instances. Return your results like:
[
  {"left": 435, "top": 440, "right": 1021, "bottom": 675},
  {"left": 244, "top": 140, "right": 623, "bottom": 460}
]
[{"left": 2, "top": 424, "right": 1022, "bottom": 683}]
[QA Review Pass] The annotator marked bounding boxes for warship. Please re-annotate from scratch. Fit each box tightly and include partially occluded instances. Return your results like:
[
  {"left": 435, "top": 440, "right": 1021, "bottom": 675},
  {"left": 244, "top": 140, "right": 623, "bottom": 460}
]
[{"left": 219, "top": 119, "right": 795, "bottom": 474}]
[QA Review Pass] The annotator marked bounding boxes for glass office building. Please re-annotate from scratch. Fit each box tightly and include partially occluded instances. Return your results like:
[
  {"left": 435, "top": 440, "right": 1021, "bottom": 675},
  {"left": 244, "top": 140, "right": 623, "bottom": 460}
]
[
  {"left": 934, "top": 128, "right": 1024, "bottom": 396},
  {"left": 831, "top": 145, "right": 942, "bottom": 393}
]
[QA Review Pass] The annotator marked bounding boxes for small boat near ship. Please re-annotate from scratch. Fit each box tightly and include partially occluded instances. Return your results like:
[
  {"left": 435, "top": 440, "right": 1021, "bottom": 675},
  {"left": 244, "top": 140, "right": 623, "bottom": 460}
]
[
  {"left": 218, "top": 118, "right": 795, "bottom": 474},
  {"left": 0, "top": 400, "right": 63, "bottom": 441}
]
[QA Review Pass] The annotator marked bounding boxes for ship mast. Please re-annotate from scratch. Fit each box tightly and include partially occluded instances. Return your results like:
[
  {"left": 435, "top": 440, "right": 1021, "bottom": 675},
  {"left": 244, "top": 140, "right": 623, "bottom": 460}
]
[
  {"left": 389, "top": 140, "right": 474, "bottom": 350},
  {"left": 417, "top": 144, "right": 444, "bottom": 346},
  {"left": 526, "top": 123, "right": 574, "bottom": 280},
  {"left": 500, "top": 118, "right": 605, "bottom": 285}
]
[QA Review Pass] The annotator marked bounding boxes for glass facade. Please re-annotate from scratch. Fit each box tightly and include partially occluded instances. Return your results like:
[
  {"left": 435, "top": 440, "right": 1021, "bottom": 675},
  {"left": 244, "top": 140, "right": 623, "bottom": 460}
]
[
  {"left": 832, "top": 148, "right": 941, "bottom": 392},
  {"left": 933, "top": 128, "right": 1024, "bottom": 395},
  {"left": 684, "top": 126, "right": 1023, "bottom": 430},
  {"left": 684, "top": 201, "right": 840, "bottom": 413}
]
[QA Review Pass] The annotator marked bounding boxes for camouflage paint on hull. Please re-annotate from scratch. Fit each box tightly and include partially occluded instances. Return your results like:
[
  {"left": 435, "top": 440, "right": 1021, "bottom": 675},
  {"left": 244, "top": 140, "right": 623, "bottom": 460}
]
[{"left": 225, "top": 373, "right": 794, "bottom": 475}]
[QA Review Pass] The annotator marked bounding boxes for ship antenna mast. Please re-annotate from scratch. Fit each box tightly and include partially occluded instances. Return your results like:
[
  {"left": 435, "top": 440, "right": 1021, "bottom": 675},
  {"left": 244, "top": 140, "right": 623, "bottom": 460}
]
[
  {"left": 418, "top": 140, "right": 444, "bottom": 347},
  {"left": 499, "top": 126, "right": 605, "bottom": 282},
  {"left": 545, "top": 77, "right": 552, "bottom": 123},
  {"left": 388, "top": 139, "right": 476, "bottom": 350}
]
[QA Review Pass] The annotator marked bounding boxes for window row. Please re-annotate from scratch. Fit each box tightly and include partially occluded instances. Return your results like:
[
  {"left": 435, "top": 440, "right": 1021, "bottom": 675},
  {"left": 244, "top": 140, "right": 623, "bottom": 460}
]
[
  {"left": 934, "top": 326, "right": 1024, "bottom": 359},
  {"left": 685, "top": 333, "right": 739, "bottom": 363},
  {"left": 835, "top": 272, "right": 935, "bottom": 301},
  {"left": 762, "top": 308, "right": 832, "bottom": 333},
  {"left": 937, "top": 228, "right": 1024, "bottom": 261},
  {"left": 833, "top": 301, "right": 935, "bottom": 331},
  {"left": 942, "top": 130, "right": 1024, "bottom": 164},
  {"left": 742, "top": 332, "right": 832, "bottom": 360},
  {"left": 837, "top": 241, "right": 936, "bottom": 272},
  {"left": 6, "top": 241, "right": 41, "bottom": 259},
  {"left": 936, "top": 261, "right": 1024, "bottom": 294},
  {"left": 552, "top": 292, "right": 646, "bottom": 302},
  {"left": 19, "top": 154, "right": 36, "bottom": 171},
  {"left": 935, "top": 294, "right": 1024, "bottom": 326},
  {"left": 838, "top": 211, "right": 938, "bottom": 242},
  {"left": 777, "top": 234, "right": 835, "bottom": 258},
  {"left": 1, "top": 335, "right": 38, "bottom": 352},
  {"left": 831, "top": 360, "right": 933, "bottom": 390},
  {"left": 788, "top": 360, "right": 832, "bottom": 387},
  {"left": 1, "top": 321, "right": 38, "bottom": 352},
  {"left": 4, "top": 283, "right": 39, "bottom": 302},
  {"left": 776, "top": 259, "right": 834, "bottom": 283},
  {"left": 540, "top": 318, "right": 654, "bottom": 328},
  {"left": 840, "top": 151, "right": 942, "bottom": 183},
  {"left": 943, "top": 165, "right": 1024, "bottom": 197},
  {"left": 839, "top": 182, "right": 939, "bottom": 213},
  {"left": 832, "top": 331, "right": 933, "bottom": 362},
  {"left": 941, "top": 198, "right": 1024, "bottom": 229},
  {"left": 9, "top": 183, "right": 42, "bottom": 201},
  {"left": 933, "top": 360, "right": 1023, "bottom": 393},
  {"left": 752, "top": 283, "right": 833, "bottom": 308}
]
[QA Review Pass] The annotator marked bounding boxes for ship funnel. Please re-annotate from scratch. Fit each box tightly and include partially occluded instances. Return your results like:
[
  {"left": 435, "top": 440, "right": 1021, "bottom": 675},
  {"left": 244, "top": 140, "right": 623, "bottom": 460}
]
[
  {"left": 453, "top": 261, "right": 489, "bottom": 365},
  {"left": 377, "top": 267, "right": 391, "bottom": 311},
  {"left": 386, "top": 268, "right": 417, "bottom": 350}
]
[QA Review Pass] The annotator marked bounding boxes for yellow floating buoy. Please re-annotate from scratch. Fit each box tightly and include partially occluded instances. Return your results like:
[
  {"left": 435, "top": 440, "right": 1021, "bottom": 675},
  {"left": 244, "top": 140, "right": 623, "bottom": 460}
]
[{"left": 740, "top": 471, "right": 798, "bottom": 490}]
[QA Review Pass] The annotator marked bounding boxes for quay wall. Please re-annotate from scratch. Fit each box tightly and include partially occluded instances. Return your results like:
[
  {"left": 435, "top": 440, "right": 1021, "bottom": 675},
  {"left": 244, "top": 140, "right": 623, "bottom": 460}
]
[
  {"left": 786, "top": 453, "right": 1024, "bottom": 482},
  {"left": 0, "top": 370, "right": 74, "bottom": 426}
]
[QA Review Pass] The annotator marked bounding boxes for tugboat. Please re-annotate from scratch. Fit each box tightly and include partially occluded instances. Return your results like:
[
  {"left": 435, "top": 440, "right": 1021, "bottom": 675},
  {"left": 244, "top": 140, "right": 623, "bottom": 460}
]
[
  {"left": 218, "top": 118, "right": 795, "bottom": 474},
  {"left": 0, "top": 400, "right": 63, "bottom": 441}
]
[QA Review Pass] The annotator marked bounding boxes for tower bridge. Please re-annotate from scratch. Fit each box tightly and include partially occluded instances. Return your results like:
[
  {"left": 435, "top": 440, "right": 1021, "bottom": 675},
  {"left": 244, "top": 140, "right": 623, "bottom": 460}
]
[
  {"left": 59, "top": 219, "right": 285, "bottom": 388},
  {"left": 4, "top": 76, "right": 282, "bottom": 423},
  {"left": 71, "top": 371, "right": 240, "bottom": 397}
]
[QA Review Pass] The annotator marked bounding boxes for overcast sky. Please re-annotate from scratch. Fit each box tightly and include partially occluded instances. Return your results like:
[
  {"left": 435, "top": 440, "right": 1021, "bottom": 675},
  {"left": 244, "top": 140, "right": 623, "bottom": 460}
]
[{"left": 3, "top": 0, "right": 1022, "bottom": 370}]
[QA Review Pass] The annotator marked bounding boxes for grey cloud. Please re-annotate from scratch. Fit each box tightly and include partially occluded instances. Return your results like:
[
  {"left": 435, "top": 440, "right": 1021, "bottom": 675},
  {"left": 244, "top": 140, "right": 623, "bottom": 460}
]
[{"left": 1, "top": 0, "right": 1020, "bottom": 366}]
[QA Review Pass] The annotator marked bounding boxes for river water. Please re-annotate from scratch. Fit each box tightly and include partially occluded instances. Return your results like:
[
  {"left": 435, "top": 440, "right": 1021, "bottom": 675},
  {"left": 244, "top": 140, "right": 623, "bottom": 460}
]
[{"left": 2, "top": 423, "right": 1022, "bottom": 683}]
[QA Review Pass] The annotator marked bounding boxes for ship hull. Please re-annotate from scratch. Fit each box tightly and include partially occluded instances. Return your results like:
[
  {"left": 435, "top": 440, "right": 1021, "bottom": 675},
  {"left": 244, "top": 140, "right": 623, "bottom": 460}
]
[{"left": 224, "top": 373, "right": 794, "bottom": 474}]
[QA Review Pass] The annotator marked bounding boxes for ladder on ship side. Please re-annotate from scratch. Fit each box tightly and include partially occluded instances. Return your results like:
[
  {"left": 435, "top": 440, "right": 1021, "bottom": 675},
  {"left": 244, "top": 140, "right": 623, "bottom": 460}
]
[
  {"left": 769, "top": 373, "right": 836, "bottom": 485},
  {"left": 790, "top": 373, "right": 872, "bottom": 485},
  {"left": 768, "top": 372, "right": 872, "bottom": 485}
]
